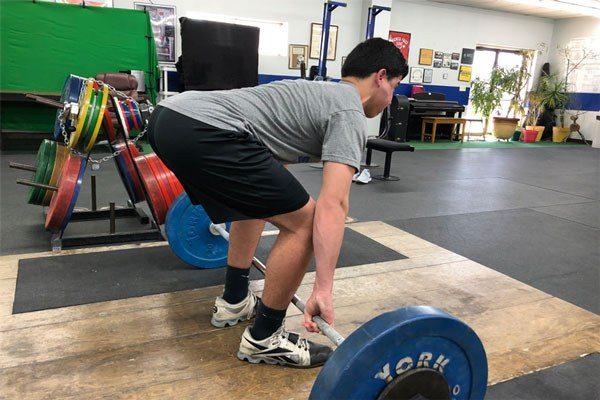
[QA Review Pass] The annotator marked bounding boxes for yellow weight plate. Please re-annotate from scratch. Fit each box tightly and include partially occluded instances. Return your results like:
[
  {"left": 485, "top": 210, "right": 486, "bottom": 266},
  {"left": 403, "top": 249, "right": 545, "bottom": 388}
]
[
  {"left": 84, "top": 85, "right": 109, "bottom": 153},
  {"left": 71, "top": 79, "right": 94, "bottom": 148}
]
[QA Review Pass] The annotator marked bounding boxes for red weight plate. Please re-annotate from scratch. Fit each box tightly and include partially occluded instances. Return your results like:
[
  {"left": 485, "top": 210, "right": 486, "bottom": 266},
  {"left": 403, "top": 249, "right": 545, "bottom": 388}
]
[
  {"left": 158, "top": 158, "right": 185, "bottom": 201},
  {"left": 134, "top": 155, "right": 168, "bottom": 224},
  {"left": 45, "top": 154, "right": 83, "bottom": 232},
  {"left": 147, "top": 153, "right": 175, "bottom": 207},
  {"left": 126, "top": 99, "right": 140, "bottom": 130},
  {"left": 125, "top": 142, "right": 145, "bottom": 201},
  {"left": 103, "top": 108, "right": 117, "bottom": 142}
]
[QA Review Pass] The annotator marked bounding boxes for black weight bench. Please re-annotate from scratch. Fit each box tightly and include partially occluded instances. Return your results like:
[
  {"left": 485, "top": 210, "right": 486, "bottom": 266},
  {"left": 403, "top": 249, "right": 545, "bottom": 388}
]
[{"left": 365, "top": 138, "right": 414, "bottom": 181}]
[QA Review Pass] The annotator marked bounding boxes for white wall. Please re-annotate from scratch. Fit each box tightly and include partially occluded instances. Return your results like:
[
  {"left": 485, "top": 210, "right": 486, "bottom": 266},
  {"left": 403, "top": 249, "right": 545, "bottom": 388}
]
[
  {"left": 548, "top": 17, "right": 600, "bottom": 144},
  {"left": 390, "top": 0, "right": 555, "bottom": 89},
  {"left": 113, "top": 0, "right": 368, "bottom": 78}
]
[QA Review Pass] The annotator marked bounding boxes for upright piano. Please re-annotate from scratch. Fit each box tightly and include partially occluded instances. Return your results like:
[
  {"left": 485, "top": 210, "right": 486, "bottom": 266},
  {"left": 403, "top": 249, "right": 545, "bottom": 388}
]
[{"left": 382, "top": 93, "right": 466, "bottom": 142}]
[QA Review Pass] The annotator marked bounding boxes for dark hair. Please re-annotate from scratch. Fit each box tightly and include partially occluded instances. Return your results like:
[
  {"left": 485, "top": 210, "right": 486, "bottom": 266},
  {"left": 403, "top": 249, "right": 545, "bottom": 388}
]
[{"left": 341, "top": 38, "right": 408, "bottom": 79}]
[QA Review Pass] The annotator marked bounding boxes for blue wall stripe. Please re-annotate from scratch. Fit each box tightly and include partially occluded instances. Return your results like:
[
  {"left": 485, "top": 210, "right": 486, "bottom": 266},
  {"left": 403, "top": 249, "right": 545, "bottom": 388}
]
[
  {"left": 175, "top": 73, "right": 597, "bottom": 112},
  {"left": 568, "top": 92, "right": 600, "bottom": 112},
  {"left": 258, "top": 74, "right": 471, "bottom": 105}
]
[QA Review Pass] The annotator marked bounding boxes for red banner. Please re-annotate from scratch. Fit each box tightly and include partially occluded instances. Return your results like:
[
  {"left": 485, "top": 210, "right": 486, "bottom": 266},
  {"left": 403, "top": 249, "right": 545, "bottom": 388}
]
[{"left": 388, "top": 31, "right": 411, "bottom": 61}]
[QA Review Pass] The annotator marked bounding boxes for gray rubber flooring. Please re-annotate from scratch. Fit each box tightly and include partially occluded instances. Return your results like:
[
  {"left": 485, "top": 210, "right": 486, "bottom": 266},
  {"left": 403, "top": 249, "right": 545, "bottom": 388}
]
[{"left": 1, "top": 144, "right": 599, "bottom": 399}]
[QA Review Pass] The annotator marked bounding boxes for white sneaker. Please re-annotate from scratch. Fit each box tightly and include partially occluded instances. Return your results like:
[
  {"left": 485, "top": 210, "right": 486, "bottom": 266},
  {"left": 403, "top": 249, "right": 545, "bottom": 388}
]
[
  {"left": 211, "top": 291, "right": 258, "bottom": 328},
  {"left": 237, "top": 325, "right": 333, "bottom": 368}
]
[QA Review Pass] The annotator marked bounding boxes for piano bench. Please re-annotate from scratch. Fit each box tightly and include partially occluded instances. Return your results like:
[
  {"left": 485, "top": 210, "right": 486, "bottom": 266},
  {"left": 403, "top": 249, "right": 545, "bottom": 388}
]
[
  {"left": 365, "top": 138, "right": 415, "bottom": 181},
  {"left": 421, "top": 117, "right": 467, "bottom": 144}
]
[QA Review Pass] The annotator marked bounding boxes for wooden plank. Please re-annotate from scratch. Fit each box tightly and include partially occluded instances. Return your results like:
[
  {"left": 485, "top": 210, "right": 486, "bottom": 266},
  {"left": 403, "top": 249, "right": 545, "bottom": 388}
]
[
  {"left": 2, "top": 294, "right": 596, "bottom": 400},
  {"left": 0, "top": 286, "right": 223, "bottom": 333}
]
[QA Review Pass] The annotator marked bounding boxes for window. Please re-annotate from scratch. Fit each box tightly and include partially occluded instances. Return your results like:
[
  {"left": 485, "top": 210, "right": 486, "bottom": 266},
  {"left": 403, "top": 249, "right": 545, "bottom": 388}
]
[
  {"left": 563, "top": 37, "right": 600, "bottom": 93},
  {"left": 186, "top": 12, "right": 288, "bottom": 57}
]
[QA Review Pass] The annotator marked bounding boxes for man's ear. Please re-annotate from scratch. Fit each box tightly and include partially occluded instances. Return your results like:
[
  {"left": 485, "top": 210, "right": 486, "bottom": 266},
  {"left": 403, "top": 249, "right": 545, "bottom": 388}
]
[{"left": 375, "top": 68, "right": 387, "bottom": 85}]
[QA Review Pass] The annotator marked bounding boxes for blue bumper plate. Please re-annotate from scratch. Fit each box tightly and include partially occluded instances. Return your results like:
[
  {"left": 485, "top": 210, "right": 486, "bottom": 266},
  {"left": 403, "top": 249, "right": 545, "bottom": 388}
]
[
  {"left": 165, "top": 193, "right": 230, "bottom": 269},
  {"left": 310, "top": 306, "right": 487, "bottom": 400},
  {"left": 54, "top": 74, "right": 85, "bottom": 140}
]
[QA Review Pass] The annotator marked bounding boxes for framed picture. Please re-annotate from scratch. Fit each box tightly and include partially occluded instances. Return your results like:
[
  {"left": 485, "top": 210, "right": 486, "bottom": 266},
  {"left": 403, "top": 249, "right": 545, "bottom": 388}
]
[
  {"left": 461, "top": 48, "right": 475, "bottom": 65},
  {"left": 409, "top": 67, "right": 424, "bottom": 83},
  {"left": 458, "top": 65, "right": 472, "bottom": 82},
  {"left": 419, "top": 48, "right": 433, "bottom": 65},
  {"left": 442, "top": 53, "right": 451, "bottom": 68},
  {"left": 434, "top": 51, "right": 444, "bottom": 59},
  {"left": 433, "top": 60, "right": 442, "bottom": 68},
  {"left": 450, "top": 61, "right": 459, "bottom": 70},
  {"left": 389, "top": 31, "right": 411, "bottom": 61},
  {"left": 451, "top": 52, "right": 460, "bottom": 61},
  {"left": 423, "top": 69, "right": 433, "bottom": 83},
  {"left": 134, "top": 3, "right": 176, "bottom": 63},
  {"left": 309, "top": 23, "right": 338, "bottom": 60},
  {"left": 288, "top": 44, "right": 308, "bottom": 69}
]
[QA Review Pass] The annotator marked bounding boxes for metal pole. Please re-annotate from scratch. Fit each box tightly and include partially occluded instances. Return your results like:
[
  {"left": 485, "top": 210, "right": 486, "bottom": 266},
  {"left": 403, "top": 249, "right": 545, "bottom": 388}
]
[
  {"left": 365, "top": 5, "right": 391, "bottom": 40},
  {"left": 210, "top": 223, "right": 345, "bottom": 346},
  {"left": 317, "top": 1, "right": 347, "bottom": 80}
]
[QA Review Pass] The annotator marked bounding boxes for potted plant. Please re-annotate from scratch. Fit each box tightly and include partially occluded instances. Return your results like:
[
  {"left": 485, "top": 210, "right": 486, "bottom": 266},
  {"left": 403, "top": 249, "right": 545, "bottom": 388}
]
[
  {"left": 470, "top": 66, "right": 524, "bottom": 141},
  {"left": 523, "top": 74, "right": 569, "bottom": 141}
]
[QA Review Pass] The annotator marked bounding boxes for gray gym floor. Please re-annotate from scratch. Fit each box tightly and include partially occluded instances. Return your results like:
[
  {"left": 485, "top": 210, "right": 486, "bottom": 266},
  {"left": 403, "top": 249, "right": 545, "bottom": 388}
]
[{"left": 1, "top": 144, "right": 599, "bottom": 398}]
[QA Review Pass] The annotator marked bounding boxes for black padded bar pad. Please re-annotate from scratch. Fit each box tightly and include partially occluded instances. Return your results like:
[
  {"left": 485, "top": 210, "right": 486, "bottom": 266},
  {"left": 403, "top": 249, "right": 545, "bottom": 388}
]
[{"left": 180, "top": 18, "right": 259, "bottom": 91}]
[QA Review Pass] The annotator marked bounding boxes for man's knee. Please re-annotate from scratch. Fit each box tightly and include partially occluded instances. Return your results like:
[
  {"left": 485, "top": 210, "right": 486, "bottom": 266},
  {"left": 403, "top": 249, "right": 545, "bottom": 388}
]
[{"left": 267, "top": 198, "right": 315, "bottom": 237}]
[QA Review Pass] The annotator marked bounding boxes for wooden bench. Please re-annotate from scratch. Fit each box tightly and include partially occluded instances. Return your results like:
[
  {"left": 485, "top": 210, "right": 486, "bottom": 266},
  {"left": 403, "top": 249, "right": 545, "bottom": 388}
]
[{"left": 421, "top": 117, "right": 467, "bottom": 144}]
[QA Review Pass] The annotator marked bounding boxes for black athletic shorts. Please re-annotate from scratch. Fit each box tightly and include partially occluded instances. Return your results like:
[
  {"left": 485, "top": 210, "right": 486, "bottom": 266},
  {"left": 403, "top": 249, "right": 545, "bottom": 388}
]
[{"left": 147, "top": 106, "right": 310, "bottom": 223}]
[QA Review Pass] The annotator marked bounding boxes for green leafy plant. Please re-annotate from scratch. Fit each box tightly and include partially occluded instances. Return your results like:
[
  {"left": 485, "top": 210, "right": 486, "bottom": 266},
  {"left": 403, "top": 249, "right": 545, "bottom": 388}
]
[{"left": 470, "top": 67, "right": 523, "bottom": 133}]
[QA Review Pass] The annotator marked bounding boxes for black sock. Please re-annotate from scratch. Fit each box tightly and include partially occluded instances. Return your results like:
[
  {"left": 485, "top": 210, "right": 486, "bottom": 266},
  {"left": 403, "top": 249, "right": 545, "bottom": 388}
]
[
  {"left": 250, "top": 301, "right": 286, "bottom": 340},
  {"left": 222, "top": 265, "right": 249, "bottom": 304}
]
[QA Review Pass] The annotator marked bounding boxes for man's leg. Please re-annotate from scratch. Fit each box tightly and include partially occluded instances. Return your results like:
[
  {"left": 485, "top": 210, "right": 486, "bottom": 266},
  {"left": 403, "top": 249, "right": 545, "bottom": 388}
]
[
  {"left": 221, "top": 219, "right": 265, "bottom": 304},
  {"left": 247, "top": 198, "right": 316, "bottom": 340},
  {"left": 238, "top": 198, "right": 332, "bottom": 367},
  {"left": 261, "top": 198, "right": 315, "bottom": 309}
]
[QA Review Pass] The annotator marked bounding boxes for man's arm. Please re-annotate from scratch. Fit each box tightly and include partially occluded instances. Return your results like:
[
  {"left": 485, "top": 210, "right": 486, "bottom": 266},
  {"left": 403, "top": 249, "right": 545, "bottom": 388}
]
[{"left": 303, "top": 161, "right": 355, "bottom": 332}]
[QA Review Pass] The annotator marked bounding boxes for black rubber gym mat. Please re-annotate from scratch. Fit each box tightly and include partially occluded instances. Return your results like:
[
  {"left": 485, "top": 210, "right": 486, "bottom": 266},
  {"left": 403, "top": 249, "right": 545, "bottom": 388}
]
[{"left": 13, "top": 228, "right": 405, "bottom": 314}]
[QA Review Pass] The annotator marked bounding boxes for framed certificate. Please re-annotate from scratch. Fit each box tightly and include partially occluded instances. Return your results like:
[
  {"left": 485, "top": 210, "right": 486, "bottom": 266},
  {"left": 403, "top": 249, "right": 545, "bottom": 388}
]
[
  {"left": 289, "top": 44, "right": 308, "bottom": 69},
  {"left": 409, "top": 67, "right": 424, "bottom": 83},
  {"left": 309, "top": 23, "right": 338, "bottom": 60},
  {"left": 419, "top": 48, "right": 433, "bottom": 65}
]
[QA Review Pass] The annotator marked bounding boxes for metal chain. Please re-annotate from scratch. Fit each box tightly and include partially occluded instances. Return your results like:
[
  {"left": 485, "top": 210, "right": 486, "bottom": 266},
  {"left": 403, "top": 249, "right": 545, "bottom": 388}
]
[{"left": 58, "top": 78, "right": 150, "bottom": 167}]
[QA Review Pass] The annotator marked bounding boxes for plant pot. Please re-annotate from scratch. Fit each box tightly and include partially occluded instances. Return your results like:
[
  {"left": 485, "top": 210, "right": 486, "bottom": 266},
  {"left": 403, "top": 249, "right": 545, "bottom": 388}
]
[
  {"left": 525, "top": 125, "right": 545, "bottom": 142},
  {"left": 511, "top": 130, "right": 521, "bottom": 141},
  {"left": 522, "top": 129, "right": 538, "bottom": 143},
  {"left": 493, "top": 117, "right": 519, "bottom": 140},
  {"left": 552, "top": 127, "right": 571, "bottom": 143}
]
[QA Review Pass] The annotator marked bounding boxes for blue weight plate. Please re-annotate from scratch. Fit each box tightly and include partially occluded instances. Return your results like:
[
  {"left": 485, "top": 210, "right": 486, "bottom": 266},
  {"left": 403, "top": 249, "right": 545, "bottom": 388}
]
[
  {"left": 165, "top": 193, "right": 230, "bottom": 269},
  {"left": 310, "top": 306, "right": 487, "bottom": 400},
  {"left": 131, "top": 101, "right": 143, "bottom": 128},
  {"left": 53, "top": 75, "right": 85, "bottom": 140},
  {"left": 114, "top": 151, "right": 137, "bottom": 203},
  {"left": 59, "top": 157, "right": 87, "bottom": 232}
]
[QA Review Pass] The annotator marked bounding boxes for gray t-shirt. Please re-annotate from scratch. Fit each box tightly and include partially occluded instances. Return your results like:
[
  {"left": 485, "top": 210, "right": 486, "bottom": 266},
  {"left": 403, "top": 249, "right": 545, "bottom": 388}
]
[{"left": 159, "top": 79, "right": 367, "bottom": 171}]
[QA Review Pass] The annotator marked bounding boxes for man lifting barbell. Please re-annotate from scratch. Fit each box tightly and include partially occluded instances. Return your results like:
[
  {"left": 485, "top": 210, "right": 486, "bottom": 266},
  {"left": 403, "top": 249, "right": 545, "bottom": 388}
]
[{"left": 148, "top": 38, "right": 408, "bottom": 368}]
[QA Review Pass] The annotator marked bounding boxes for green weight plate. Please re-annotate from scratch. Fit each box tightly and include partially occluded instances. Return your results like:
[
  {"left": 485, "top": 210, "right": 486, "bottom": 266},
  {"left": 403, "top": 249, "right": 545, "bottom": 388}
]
[
  {"left": 79, "top": 90, "right": 100, "bottom": 151},
  {"left": 27, "top": 140, "right": 51, "bottom": 204},
  {"left": 42, "top": 144, "right": 69, "bottom": 206},
  {"left": 38, "top": 140, "right": 57, "bottom": 203}
]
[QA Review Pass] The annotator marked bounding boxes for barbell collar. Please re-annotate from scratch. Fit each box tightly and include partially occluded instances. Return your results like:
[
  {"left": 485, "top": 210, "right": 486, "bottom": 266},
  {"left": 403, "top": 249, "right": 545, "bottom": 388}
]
[
  {"left": 9, "top": 162, "right": 37, "bottom": 172},
  {"left": 210, "top": 223, "right": 346, "bottom": 346}
]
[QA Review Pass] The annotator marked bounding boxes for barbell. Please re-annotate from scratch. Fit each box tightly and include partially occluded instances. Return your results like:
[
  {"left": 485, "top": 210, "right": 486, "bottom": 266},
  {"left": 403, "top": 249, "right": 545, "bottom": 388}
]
[{"left": 164, "top": 193, "right": 488, "bottom": 399}]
